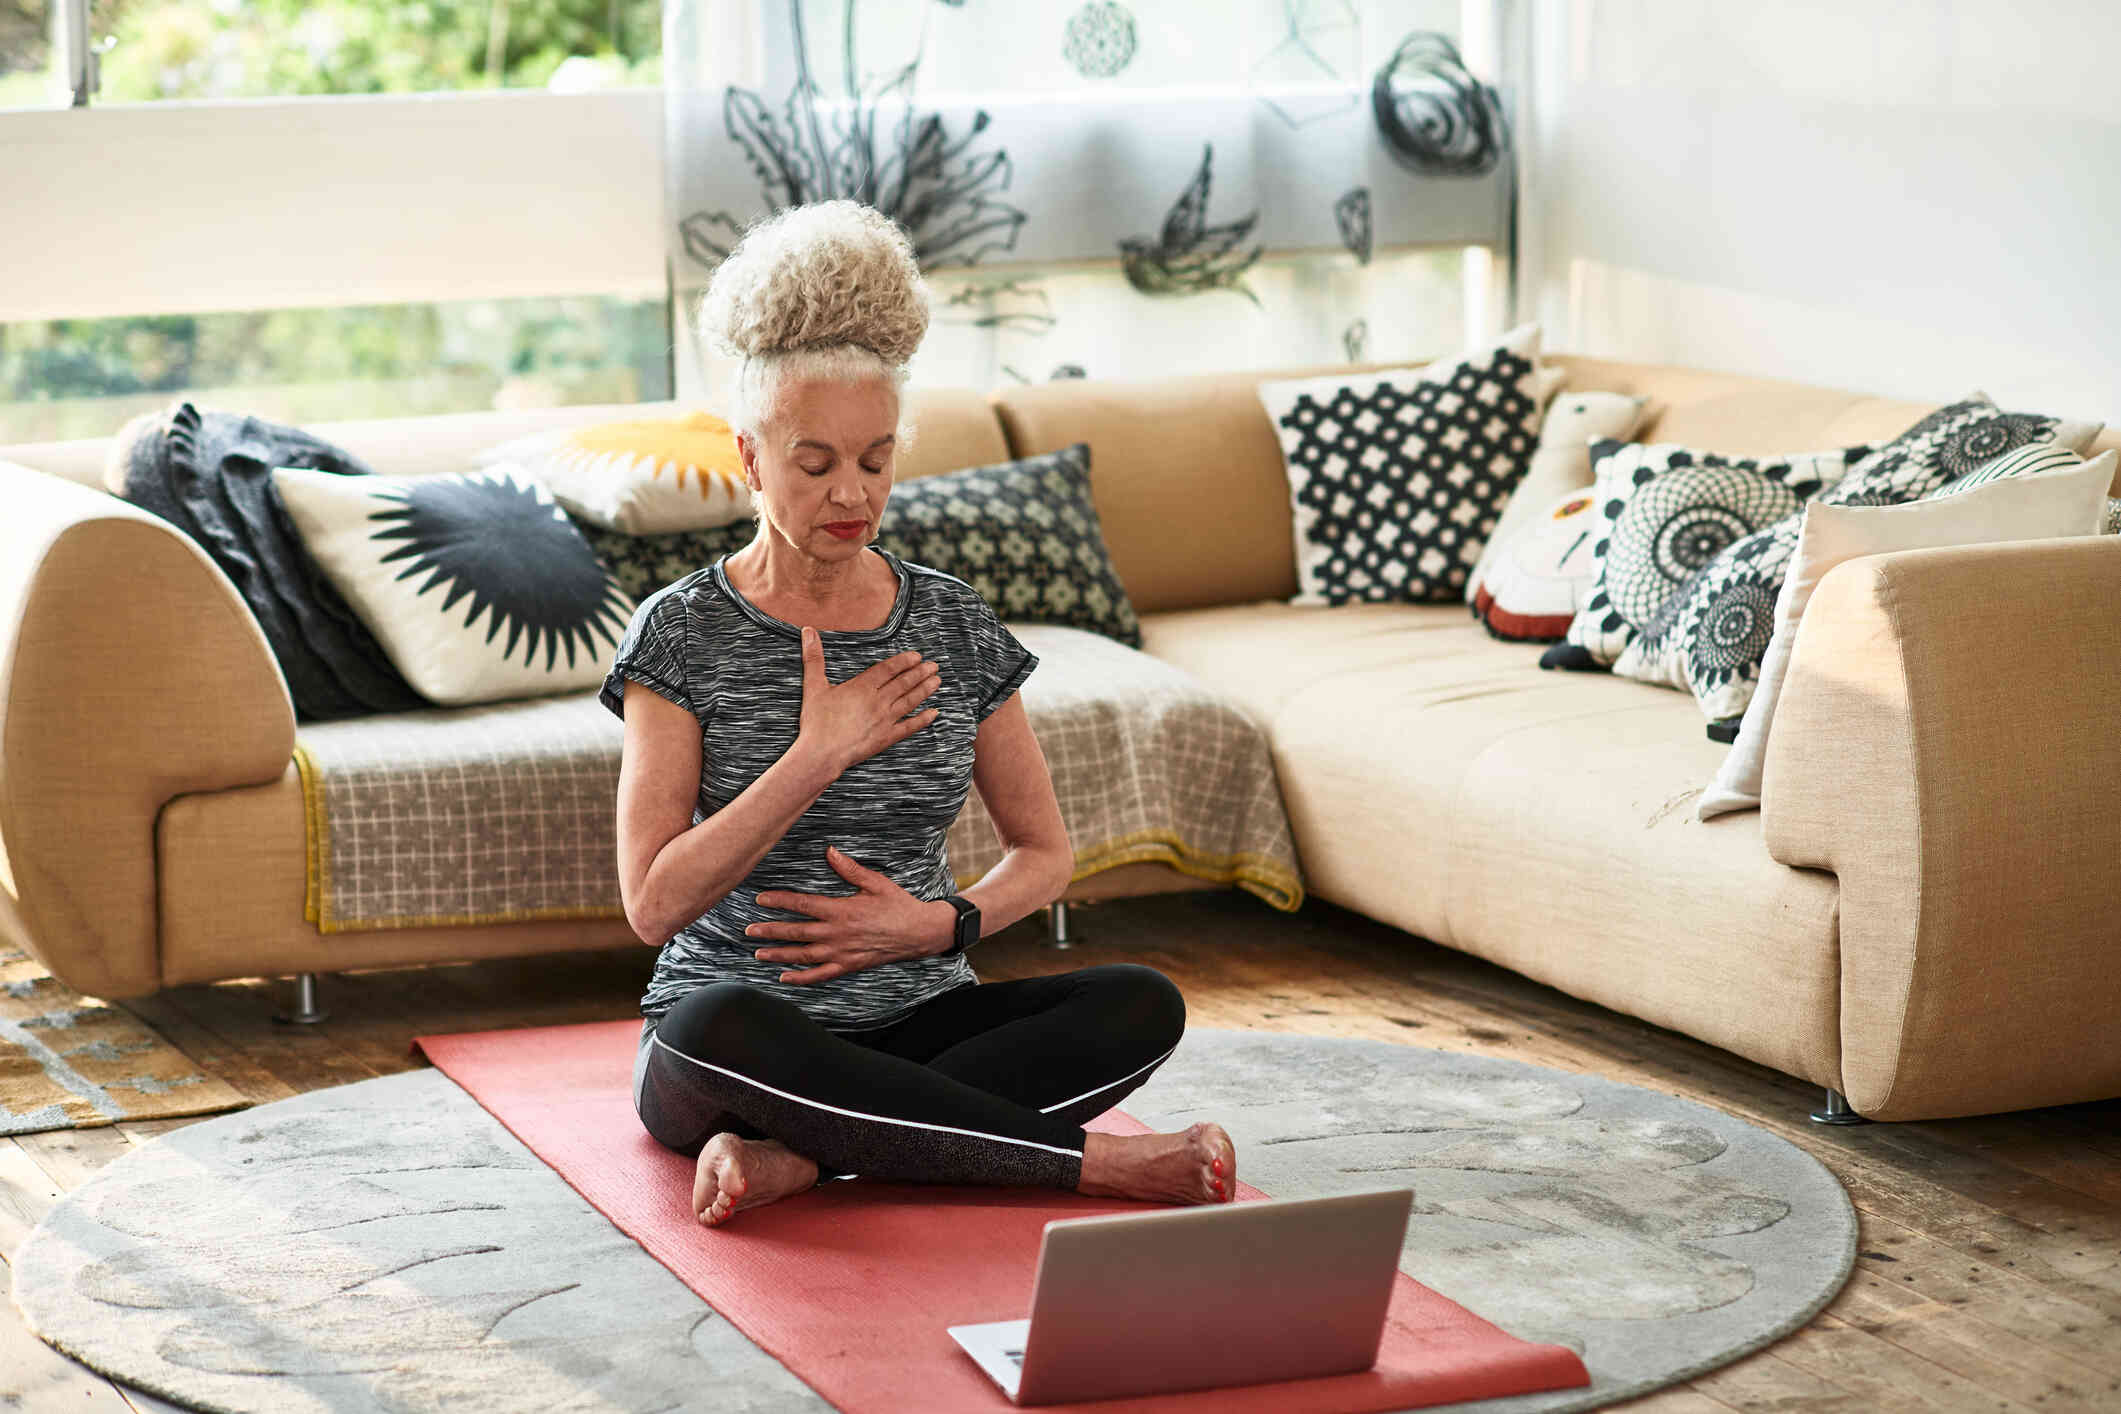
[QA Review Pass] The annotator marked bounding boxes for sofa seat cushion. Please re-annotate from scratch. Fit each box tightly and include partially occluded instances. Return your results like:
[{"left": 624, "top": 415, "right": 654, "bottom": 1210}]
[{"left": 1139, "top": 603, "right": 1842, "bottom": 1089}]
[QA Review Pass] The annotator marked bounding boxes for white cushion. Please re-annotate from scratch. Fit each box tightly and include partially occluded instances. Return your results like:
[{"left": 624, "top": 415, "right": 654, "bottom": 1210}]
[
  {"left": 273, "top": 465, "right": 637, "bottom": 706},
  {"left": 478, "top": 411, "right": 753, "bottom": 533}
]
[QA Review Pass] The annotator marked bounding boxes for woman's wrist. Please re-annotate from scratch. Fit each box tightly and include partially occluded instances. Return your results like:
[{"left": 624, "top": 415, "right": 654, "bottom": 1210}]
[{"left": 919, "top": 897, "right": 961, "bottom": 958}]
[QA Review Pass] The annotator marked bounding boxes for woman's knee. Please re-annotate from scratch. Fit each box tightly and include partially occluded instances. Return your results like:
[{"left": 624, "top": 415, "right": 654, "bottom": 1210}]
[
  {"left": 652, "top": 982, "right": 801, "bottom": 1069},
  {"left": 1087, "top": 964, "right": 1186, "bottom": 1050}
]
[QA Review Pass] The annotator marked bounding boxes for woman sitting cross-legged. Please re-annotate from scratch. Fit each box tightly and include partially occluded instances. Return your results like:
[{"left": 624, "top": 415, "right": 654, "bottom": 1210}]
[{"left": 602, "top": 200, "right": 1235, "bottom": 1227}]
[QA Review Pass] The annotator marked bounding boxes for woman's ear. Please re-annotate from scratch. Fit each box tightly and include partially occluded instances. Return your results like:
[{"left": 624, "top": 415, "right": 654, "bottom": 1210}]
[{"left": 736, "top": 430, "right": 763, "bottom": 492}]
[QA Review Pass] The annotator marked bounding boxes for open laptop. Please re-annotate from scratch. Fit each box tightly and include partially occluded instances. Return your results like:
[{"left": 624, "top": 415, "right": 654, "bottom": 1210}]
[{"left": 948, "top": 1187, "right": 1414, "bottom": 1405}]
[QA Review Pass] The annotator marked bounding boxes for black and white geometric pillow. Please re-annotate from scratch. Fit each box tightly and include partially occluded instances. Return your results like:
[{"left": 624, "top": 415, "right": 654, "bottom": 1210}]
[
  {"left": 1551, "top": 441, "right": 1858, "bottom": 672},
  {"left": 576, "top": 445, "right": 1143, "bottom": 647},
  {"left": 272, "top": 466, "right": 636, "bottom": 706},
  {"left": 1258, "top": 326, "right": 1546, "bottom": 604},
  {"left": 872, "top": 444, "right": 1141, "bottom": 647},
  {"left": 1818, "top": 394, "right": 2099, "bottom": 508}
]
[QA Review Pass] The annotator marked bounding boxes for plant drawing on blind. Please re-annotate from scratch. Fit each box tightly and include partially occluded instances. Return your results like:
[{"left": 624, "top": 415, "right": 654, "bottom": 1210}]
[{"left": 677, "top": 0, "right": 1026, "bottom": 271}]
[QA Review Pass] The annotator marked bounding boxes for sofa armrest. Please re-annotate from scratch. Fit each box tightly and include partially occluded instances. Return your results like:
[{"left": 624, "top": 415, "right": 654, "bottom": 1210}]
[
  {"left": 0, "top": 462, "right": 294, "bottom": 997},
  {"left": 1761, "top": 535, "right": 2121, "bottom": 1119}
]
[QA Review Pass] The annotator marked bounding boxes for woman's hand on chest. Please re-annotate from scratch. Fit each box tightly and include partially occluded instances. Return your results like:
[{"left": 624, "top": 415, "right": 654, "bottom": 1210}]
[
  {"left": 795, "top": 626, "right": 945, "bottom": 780},
  {"left": 746, "top": 845, "right": 955, "bottom": 983}
]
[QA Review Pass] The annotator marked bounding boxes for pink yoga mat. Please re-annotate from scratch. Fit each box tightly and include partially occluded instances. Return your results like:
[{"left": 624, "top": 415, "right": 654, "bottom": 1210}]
[{"left": 416, "top": 1019, "right": 1588, "bottom": 1414}]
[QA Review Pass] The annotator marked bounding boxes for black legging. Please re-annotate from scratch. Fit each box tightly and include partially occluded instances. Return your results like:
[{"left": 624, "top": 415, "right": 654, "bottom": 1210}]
[{"left": 633, "top": 964, "right": 1186, "bottom": 1190}]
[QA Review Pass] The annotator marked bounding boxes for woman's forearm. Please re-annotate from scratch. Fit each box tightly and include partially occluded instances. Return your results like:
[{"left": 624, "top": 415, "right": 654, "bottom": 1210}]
[
  {"left": 955, "top": 839, "right": 1074, "bottom": 951},
  {"left": 635, "top": 738, "right": 839, "bottom": 946}
]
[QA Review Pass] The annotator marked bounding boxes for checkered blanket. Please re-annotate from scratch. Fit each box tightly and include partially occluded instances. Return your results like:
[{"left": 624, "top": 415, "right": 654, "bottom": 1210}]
[{"left": 292, "top": 627, "right": 1302, "bottom": 933}]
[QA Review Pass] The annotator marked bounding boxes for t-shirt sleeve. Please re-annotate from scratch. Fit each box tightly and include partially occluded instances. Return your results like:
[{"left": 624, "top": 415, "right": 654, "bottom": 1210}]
[
  {"left": 599, "top": 588, "right": 700, "bottom": 720},
  {"left": 966, "top": 595, "right": 1037, "bottom": 723}
]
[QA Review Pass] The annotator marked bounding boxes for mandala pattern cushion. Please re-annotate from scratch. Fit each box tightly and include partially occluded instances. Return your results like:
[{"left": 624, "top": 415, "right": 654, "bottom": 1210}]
[
  {"left": 1622, "top": 396, "right": 2104, "bottom": 721},
  {"left": 575, "top": 445, "right": 1142, "bottom": 647},
  {"left": 272, "top": 466, "right": 637, "bottom": 706},
  {"left": 1698, "top": 452, "right": 2117, "bottom": 820},
  {"left": 1259, "top": 324, "right": 1547, "bottom": 604},
  {"left": 1548, "top": 441, "right": 1858, "bottom": 673},
  {"left": 1817, "top": 393, "right": 2101, "bottom": 507},
  {"left": 480, "top": 411, "right": 752, "bottom": 534},
  {"left": 1464, "top": 388, "right": 1651, "bottom": 607},
  {"left": 1470, "top": 489, "right": 1603, "bottom": 642}
]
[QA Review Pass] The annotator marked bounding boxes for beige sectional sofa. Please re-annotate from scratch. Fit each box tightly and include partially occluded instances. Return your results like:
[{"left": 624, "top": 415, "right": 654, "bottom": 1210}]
[{"left": 5, "top": 355, "right": 2119, "bottom": 1122}]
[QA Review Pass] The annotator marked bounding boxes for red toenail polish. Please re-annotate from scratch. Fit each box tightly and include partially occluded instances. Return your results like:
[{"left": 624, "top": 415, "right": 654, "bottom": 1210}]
[{"left": 1212, "top": 1159, "right": 1222, "bottom": 1175}]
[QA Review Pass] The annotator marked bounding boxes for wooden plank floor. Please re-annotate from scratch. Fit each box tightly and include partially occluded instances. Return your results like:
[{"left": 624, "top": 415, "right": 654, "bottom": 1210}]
[{"left": 4, "top": 890, "right": 2117, "bottom": 1412}]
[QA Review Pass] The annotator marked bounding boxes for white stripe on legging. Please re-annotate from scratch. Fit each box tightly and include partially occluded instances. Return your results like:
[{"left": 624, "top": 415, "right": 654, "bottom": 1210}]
[
  {"left": 649, "top": 1033, "right": 1084, "bottom": 1160},
  {"left": 1037, "top": 1041, "right": 1179, "bottom": 1114}
]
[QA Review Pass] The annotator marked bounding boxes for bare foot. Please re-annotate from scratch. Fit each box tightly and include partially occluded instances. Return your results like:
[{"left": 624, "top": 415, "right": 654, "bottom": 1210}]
[
  {"left": 1076, "top": 1123, "right": 1235, "bottom": 1205},
  {"left": 692, "top": 1134, "right": 821, "bottom": 1227}
]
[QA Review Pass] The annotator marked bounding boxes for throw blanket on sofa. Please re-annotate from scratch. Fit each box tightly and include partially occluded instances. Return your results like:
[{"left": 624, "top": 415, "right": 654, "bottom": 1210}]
[{"left": 291, "top": 626, "right": 1302, "bottom": 933}]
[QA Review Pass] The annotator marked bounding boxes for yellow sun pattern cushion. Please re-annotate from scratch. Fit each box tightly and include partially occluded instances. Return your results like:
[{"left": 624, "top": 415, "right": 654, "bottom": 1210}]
[{"left": 479, "top": 411, "right": 754, "bottom": 534}]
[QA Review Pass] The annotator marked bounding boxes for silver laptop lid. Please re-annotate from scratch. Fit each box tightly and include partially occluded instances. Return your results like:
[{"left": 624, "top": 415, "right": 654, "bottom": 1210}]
[{"left": 1014, "top": 1187, "right": 1414, "bottom": 1405}]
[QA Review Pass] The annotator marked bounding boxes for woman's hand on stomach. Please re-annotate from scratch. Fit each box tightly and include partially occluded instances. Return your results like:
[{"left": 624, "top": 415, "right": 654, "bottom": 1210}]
[
  {"left": 796, "top": 626, "right": 942, "bottom": 778},
  {"left": 747, "top": 845, "right": 955, "bottom": 984}
]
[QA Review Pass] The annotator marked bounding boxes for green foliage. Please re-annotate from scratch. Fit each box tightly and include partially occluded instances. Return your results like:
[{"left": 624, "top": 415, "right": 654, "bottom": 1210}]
[{"left": 81, "top": 0, "right": 662, "bottom": 101}]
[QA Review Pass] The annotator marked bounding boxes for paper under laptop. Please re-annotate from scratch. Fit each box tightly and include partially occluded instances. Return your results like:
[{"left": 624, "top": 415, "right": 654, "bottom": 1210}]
[{"left": 949, "top": 1186, "right": 1414, "bottom": 1406}]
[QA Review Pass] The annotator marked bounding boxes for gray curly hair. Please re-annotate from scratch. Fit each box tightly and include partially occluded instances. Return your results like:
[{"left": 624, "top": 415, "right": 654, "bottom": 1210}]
[{"left": 697, "top": 201, "right": 930, "bottom": 441}]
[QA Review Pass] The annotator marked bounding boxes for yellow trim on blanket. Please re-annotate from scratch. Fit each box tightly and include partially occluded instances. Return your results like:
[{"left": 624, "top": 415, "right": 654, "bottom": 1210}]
[
  {"left": 290, "top": 745, "right": 324, "bottom": 927},
  {"left": 959, "top": 829, "right": 1305, "bottom": 913},
  {"left": 315, "top": 903, "right": 629, "bottom": 936}
]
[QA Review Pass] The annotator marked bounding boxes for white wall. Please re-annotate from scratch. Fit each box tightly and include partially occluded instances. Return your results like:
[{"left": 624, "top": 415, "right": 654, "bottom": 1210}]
[{"left": 1518, "top": 0, "right": 2121, "bottom": 420}]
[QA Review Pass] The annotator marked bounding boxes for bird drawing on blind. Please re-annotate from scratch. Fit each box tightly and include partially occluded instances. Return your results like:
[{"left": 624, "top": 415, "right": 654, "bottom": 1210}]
[{"left": 1118, "top": 144, "right": 1263, "bottom": 304}]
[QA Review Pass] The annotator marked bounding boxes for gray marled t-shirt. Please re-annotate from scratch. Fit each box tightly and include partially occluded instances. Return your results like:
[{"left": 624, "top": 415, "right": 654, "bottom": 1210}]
[{"left": 599, "top": 547, "right": 1037, "bottom": 1029}]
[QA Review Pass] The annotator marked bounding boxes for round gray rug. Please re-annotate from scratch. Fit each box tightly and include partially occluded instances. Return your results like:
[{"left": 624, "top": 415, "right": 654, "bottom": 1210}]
[{"left": 11, "top": 1030, "right": 1854, "bottom": 1413}]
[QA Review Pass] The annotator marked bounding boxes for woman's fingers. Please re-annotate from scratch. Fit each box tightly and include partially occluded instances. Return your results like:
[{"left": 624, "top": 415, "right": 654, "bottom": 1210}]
[
  {"left": 746, "top": 921, "right": 825, "bottom": 942},
  {"left": 800, "top": 626, "right": 826, "bottom": 691},
  {"left": 890, "top": 671, "right": 941, "bottom": 716},
  {"left": 888, "top": 708, "right": 940, "bottom": 745}
]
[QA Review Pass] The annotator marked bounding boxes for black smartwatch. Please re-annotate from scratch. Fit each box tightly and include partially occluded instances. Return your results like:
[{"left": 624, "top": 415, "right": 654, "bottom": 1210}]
[{"left": 940, "top": 894, "right": 981, "bottom": 957}]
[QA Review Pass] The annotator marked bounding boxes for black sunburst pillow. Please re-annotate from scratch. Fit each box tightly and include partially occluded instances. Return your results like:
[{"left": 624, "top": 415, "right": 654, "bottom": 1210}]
[{"left": 271, "top": 465, "right": 636, "bottom": 706}]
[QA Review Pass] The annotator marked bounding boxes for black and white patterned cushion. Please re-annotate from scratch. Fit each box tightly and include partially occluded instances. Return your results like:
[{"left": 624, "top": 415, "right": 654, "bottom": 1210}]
[
  {"left": 873, "top": 444, "right": 1140, "bottom": 646},
  {"left": 1258, "top": 327, "right": 1546, "bottom": 604},
  {"left": 1925, "top": 441, "right": 2089, "bottom": 498},
  {"left": 1818, "top": 394, "right": 2098, "bottom": 508},
  {"left": 577, "top": 444, "right": 1142, "bottom": 646},
  {"left": 1616, "top": 396, "right": 2104, "bottom": 721},
  {"left": 1547, "top": 441, "right": 1856, "bottom": 673},
  {"left": 272, "top": 466, "right": 637, "bottom": 706},
  {"left": 1616, "top": 515, "right": 1802, "bottom": 718}
]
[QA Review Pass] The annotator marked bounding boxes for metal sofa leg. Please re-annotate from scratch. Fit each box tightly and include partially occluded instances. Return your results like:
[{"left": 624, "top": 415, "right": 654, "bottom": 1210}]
[
  {"left": 1047, "top": 901, "right": 1075, "bottom": 949},
  {"left": 274, "top": 972, "right": 329, "bottom": 1025},
  {"left": 1809, "top": 1088, "right": 1869, "bottom": 1125}
]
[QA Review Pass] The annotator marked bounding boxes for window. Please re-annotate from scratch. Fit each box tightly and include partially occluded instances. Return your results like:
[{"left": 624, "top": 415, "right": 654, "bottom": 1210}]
[
  {"left": 2, "top": 0, "right": 668, "bottom": 441},
  {"left": 0, "top": 295, "right": 671, "bottom": 443}
]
